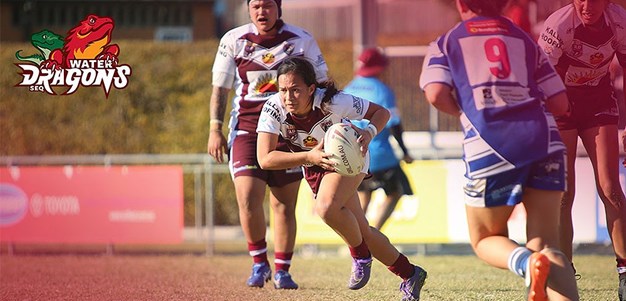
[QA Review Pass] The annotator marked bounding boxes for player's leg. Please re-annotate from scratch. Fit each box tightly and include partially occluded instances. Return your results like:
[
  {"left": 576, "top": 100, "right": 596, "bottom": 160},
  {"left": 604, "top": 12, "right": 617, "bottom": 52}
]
[
  {"left": 357, "top": 188, "right": 372, "bottom": 214},
  {"left": 230, "top": 134, "right": 272, "bottom": 287},
  {"left": 464, "top": 163, "right": 570, "bottom": 301},
  {"left": 374, "top": 166, "right": 412, "bottom": 230},
  {"left": 315, "top": 173, "right": 366, "bottom": 246},
  {"left": 524, "top": 188, "right": 579, "bottom": 301},
  {"left": 233, "top": 175, "right": 272, "bottom": 287},
  {"left": 267, "top": 171, "right": 301, "bottom": 289},
  {"left": 465, "top": 205, "right": 517, "bottom": 269},
  {"left": 373, "top": 192, "right": 401, "bottom": 230},
  {"left": 465, "top": 204, "right": 559, "bottom": 301},
  {"left": 580, "top": 124, "right": 626, "bottom": 297},
  {"left": 316, "top": 173, "right": 372, "bottom": 290},
  {"left": 557, "top": 128, "right": 579, "bottom": 262},
  {"left": 343, "top": 186, "right": 427, "bottom": 300}
]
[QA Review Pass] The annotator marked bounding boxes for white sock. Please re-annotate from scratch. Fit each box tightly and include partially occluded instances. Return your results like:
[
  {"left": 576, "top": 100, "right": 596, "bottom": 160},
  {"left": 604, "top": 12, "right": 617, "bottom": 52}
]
[{"left": 508, "top": 246, "right": 531, "bottom": 278}]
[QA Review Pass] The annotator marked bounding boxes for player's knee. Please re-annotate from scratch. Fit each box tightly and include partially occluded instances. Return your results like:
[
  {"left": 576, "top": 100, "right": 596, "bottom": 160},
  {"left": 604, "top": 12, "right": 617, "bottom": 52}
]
[{"left": 313, "top": 198, "right": 338, "bottom": 222}]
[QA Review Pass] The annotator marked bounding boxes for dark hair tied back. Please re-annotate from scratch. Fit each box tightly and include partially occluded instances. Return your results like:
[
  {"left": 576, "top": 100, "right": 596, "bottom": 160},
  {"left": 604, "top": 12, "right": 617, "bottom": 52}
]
[{"left": 461, "top": 0, "right": 507, "bottom": 17}]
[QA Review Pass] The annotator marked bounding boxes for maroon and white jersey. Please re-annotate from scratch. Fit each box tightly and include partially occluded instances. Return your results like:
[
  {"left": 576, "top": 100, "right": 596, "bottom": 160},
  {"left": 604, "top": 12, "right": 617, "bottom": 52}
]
[
  {"left": 212, "top": 20, "right": 328, "bottom": 144},
  {"left": 257, "top": 88, "right": 369, "bottom": 157},
  {"left": 538, "top": 3, "right": 626, "bottom": 98}
]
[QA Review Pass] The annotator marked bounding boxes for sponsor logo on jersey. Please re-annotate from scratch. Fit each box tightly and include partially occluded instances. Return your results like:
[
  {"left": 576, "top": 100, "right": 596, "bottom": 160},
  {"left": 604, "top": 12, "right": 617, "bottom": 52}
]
[
  {"left": 540, "top": 26, "right": 563, "bottom": 53},
  {"left": 248, "top": 71, "right": 278, "bottom": 98},
  {"left": 465, "top": 19, "right": 508, "bottom": 35},
  {"left": 262, "top": 101, "right": 280, "bottom": 121},
  {"left": 352, "top": 96, "right": 364, "bottom": 114}
]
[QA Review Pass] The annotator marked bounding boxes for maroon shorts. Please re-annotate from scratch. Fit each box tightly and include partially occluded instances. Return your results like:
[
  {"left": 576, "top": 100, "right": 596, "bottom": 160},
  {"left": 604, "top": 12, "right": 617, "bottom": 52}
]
[
  {"left": 302, "top": 165, "right": 333, "bottom": 196},
  {"left": 556, "top": 91, "right": 619, "bottom": 131},
  {"left": 229, "top": 133, "right": 303, "bottom": 187}
]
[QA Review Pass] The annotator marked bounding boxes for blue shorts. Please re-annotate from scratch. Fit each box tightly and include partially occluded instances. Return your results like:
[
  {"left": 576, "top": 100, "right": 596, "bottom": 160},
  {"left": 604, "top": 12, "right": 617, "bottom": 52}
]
[{"left": 463, "top": 150, "right": 566, "bottom": 207}]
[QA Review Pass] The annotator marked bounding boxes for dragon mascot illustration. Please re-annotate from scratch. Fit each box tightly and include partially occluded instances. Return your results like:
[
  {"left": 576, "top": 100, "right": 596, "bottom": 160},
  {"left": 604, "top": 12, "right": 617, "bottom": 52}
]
[
  {"left": 15, "top": 30, "right": 65, "bottom": 65},
  {"left": 40, "top": 14, "right": 119, "bottom": 69}
]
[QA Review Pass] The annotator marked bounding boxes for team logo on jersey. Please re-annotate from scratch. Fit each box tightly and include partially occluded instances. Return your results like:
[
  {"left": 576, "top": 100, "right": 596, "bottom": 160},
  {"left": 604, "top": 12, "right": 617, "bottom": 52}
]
[
  {"left": 283, "top": 43, "right": 294, "bottom": 55},
  {"left": 285, "top": 124, "right": 298, "bottom": 142},
  {"left": 589, "top": 52, "right": 604, "bottom": 65},
  {"left": 244, "top": 41, "right": 255, "bottom": 57},
  {"left": 320, "top": 119, "right": 334, "bottom": 132},
  {"left": 571, "top": 40, "right": 583, "bottom": 57},
  {"left": 262, "top": 52, "right": 275, "bottom": 64},
  {"left": 14, "top": 14, "right": 131, "bottom": 98},
  {"left": 303, "top": 135, "right": 318, "bottom": 147}
]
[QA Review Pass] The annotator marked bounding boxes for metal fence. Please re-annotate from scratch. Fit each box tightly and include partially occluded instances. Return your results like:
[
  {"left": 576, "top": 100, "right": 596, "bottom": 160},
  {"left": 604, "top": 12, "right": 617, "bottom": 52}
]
[{"left": 0, "top": 154, "right": 230, "bottom": 255}]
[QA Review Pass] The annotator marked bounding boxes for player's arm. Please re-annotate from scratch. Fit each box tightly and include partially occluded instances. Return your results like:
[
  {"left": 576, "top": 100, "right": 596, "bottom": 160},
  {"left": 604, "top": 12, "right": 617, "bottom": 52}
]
[
  {"left": 423, "top": 83, "right": 461, "bottom": 117},
  {"left": 544, "top": 91, "right": 569, "bottom": 117},
  {"left": 356, "top": 101, "right": 390, "bottom": 155},
  {"left": 390, "top": 123, "right": 413, "bottom": 163},
  {"left": 256, "top": 132, "right": 333, "bottom": 170},
  {"left": 207, "top": 85, "right": 230, "bottom": 163}
]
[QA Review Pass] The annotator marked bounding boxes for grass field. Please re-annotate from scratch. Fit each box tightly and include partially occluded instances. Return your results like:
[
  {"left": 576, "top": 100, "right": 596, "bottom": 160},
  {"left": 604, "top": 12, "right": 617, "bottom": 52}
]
[{"left": 0, "top": 252, "right": 620, "bottom": 300}]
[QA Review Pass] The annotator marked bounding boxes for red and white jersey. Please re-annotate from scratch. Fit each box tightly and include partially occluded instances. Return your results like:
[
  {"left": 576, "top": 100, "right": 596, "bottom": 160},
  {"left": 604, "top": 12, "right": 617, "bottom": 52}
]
[
  {"left": 257, "top": 88, "right": 369, "bottom": 153},
  {"left": 538, "top": 3, "right": 626, "bottom": 89},
  {"left": 212, "top": 20, "right": 328, "bottom": 143}
]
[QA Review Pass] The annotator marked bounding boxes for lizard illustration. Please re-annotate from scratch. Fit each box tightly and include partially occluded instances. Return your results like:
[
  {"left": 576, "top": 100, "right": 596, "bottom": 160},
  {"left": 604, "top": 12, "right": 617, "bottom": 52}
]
[
  {"left": 15, "top": 29, "right": 65, "bottom": 65},
  {"left": 40, "top": 14, "right": 119, "bottom": 70}
]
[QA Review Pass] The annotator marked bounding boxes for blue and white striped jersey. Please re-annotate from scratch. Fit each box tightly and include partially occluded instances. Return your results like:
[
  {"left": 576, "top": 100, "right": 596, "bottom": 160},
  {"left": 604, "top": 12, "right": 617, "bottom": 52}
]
[{"left": 420, "top": 16, "right": 566, "bottom": 179}]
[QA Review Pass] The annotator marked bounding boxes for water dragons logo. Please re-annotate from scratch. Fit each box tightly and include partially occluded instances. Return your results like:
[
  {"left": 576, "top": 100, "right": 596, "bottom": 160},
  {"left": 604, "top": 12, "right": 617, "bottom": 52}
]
[{"left": 15, "top": 14, "right": 131, "bottom": 97}]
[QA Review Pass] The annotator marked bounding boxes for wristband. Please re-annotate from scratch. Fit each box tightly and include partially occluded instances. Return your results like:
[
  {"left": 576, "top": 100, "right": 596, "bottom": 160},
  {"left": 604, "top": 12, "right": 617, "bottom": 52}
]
[
  {"left": 366, "top": 123, "right": 378, "bottom": 137},
  {"left": 210, "top": 119, "right": 223, "bottom": 125}
]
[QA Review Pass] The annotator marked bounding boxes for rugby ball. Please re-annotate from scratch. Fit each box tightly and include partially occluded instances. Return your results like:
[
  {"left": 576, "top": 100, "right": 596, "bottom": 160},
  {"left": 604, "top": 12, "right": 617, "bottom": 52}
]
[{"left": 323, "top": 123, "right": 365, "bottom": 176}]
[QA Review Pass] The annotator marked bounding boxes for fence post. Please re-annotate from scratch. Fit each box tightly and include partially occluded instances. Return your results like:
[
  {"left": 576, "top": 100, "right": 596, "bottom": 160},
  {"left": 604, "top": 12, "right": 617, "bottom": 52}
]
[
  {"left": 194, "top": 166, "right": 203, "bottom": 241},
  {"left": 204, "top": 156, "right": 215, "bottom": 256}
]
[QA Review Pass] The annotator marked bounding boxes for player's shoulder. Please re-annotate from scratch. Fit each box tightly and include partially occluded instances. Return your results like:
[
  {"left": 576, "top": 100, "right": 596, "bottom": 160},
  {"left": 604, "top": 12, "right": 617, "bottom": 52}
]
[
  {"left": 222, "top": 23, "right": 255, "bottom": 41},
  {"left": 607, "top": 3, "right": 626, "bottom": 31},
  {"left": 608, "top": 3, "right": 626, "bottom": 16},
  {"left": 543, "top": 4, "right": 574, "bottom": 32},
  {"left": 281, "top": 23, "right": 316, "bottom": 40},
  {"left": 262, "top": 94, "right": 285, "bottom": 118},
  {"left": 265, "top": 93, "right": 283, "bottom": 108},
  {"left": 329, "top": 91, "right": 358, "bottom": 110}
]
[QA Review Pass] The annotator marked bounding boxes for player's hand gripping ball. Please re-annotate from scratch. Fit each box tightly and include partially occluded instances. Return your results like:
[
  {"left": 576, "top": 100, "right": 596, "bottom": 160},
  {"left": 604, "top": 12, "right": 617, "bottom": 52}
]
[{"left": 323, "top": 123, "right": 365, "bottom": 176}]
